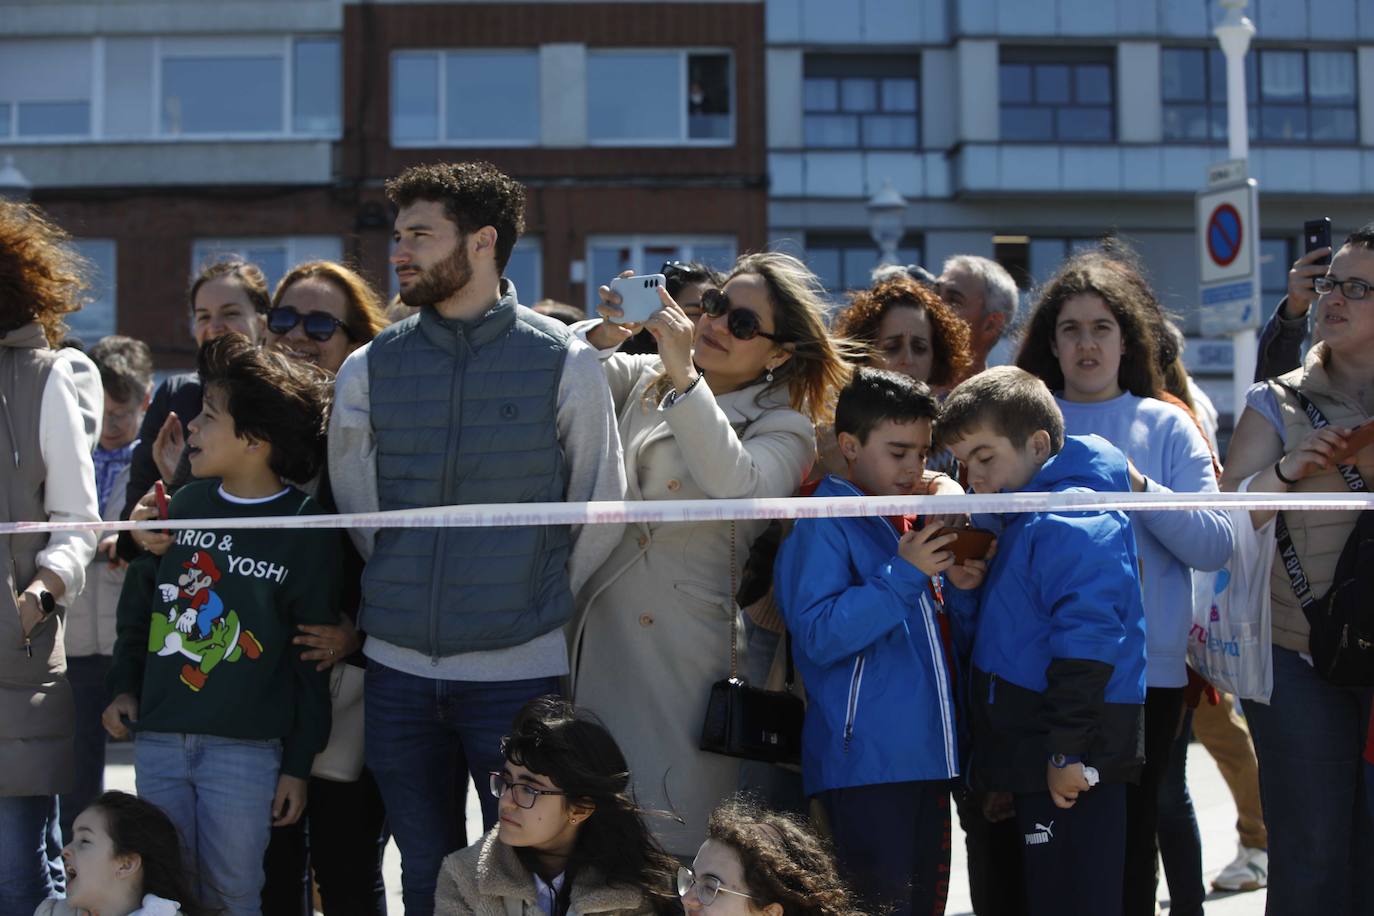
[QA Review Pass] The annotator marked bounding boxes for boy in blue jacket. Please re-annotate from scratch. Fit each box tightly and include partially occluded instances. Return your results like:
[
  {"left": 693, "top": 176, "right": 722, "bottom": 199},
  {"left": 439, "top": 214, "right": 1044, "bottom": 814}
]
[
  {"left": 776, "top": 368, "right": 990, "bottom": 916},
  {"left": 939, "top": 367, "right": 1147, "bottom": 916}
]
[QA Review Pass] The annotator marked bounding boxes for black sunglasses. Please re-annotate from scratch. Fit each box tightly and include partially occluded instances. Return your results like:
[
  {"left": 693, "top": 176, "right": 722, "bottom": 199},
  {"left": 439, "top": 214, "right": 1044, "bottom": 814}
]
[
  {"left": 700, "top": 288, "right": 787, "bottom": 342},
  {"left": 268, "top": 306, "right": 351, "bottom": 343}
]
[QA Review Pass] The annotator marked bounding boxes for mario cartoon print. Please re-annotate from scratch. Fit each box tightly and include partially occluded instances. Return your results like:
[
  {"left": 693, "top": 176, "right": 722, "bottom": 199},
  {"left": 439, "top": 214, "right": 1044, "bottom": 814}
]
[{"left": 147, "top": 550, "right": 263, "bottom": 692}]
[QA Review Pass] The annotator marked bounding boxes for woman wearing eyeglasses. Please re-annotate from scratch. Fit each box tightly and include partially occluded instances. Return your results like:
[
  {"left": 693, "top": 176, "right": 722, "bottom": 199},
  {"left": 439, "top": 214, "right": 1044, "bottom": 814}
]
[
  {"left": 435, "top": 696, "right": 679, "bottom": 916},
  {"left": 570, "top": 252, "right": 854, "bottom": 858},
  {"left": 1220, "top": 225, "right": 1374, "bottom": 915},
  {"left": 678, "top": 798, "right": 862, "bottom": 915}
]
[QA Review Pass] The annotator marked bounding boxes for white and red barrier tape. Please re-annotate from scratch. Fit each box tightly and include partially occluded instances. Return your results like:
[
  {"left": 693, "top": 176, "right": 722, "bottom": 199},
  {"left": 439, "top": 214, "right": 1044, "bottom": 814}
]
[{"left": 3, "top": 490, "right": 1371, "bottom": 536}]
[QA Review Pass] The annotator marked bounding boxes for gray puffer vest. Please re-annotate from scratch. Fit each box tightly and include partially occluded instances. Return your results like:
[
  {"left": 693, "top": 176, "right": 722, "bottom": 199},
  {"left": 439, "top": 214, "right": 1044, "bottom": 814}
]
[
  {"left": 0, "top": 322, "right": 74, "bottom": 795},
  {"left": 363, "top": 292, "right": 573, "bottom": 658}
]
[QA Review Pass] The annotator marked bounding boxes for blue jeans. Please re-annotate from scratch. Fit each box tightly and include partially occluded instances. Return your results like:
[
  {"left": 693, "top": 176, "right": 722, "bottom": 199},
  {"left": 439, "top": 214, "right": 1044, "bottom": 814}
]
[
  {"left": 364, "top": 663, "right": 559, "bottom": 916},
  {"left": 0, "top": 796, "right": 62, "bottom": 916},
  {"left": 1242, "top": 647, "right": 1374, "bottom": 915},
  {"left": 135, "top": 732, "right": 281, "bottom": 916},
  {"left": 1156, "top": 710, "right": 1204, "bottom": 916},
  {"left": 60, "top": 654, "right": 112, "bottom": 843}
]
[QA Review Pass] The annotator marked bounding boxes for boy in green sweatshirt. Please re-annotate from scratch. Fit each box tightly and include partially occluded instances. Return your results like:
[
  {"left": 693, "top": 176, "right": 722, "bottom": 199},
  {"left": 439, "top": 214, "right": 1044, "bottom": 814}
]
[{"left": 103, "top": 334, "right": 341, "bottom": 916}]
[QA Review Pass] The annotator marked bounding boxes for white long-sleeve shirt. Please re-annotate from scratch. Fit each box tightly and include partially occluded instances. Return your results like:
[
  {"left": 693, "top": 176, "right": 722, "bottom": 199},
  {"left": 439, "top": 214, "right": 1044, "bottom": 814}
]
[{"left": 35, "top": 358, "right": 100, "bottom": 601}]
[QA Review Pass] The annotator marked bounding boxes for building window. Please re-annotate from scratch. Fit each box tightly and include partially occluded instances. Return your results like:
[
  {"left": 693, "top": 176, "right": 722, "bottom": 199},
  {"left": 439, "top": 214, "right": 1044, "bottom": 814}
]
[
  {"left": 587, "top": 51, "right": 732, "bottom": 145},
  {"left": 67, "top": 240, "right": 117, "bottom": 344},
  {"left": 1000, "top": 49, "right": 1114, "bottom": 142},
  {"left": 585, "top": 237, "right": 736, "bottom": 308},
  {"left": 192, "top": 237, "right": 343, "bottom": 295},
  {"left": 390, "top": 50, "right": 540, "bottom": 146},
  {"left": 159, "top": 37, "right": 340, "bottom": 138},
  {"left": 0, "top": 39, "right": 93, "bottom": 139},
  {"left": 802, "top": 55, "right": 919, "bottom": 149},
  {"left": 1162, "top": 47, "right": 1357, "bottom": 144},
  {"left": 805, "top": 234, "right": 922, "bottom": 298}
]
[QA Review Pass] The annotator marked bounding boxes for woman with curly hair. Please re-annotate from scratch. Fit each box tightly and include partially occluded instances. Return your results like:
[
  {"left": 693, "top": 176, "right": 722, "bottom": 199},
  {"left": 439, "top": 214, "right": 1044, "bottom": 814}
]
[
  {"left": 678, "top": 798, "right": 863, "bottom": 916},
  {"left": 0, "top": 200, "right": 101, "bottom": 913},
  {"left": 832, "top": 274, "right": 972, "bottom": 391}
]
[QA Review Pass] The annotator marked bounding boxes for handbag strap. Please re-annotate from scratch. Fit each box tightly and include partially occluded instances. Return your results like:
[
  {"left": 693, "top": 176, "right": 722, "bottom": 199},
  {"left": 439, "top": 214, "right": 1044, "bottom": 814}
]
[
  {"left": 1272, "top": 381, "right": 1368, "bottom": 612},
  {"left": 728, "top": 520, "right": 739, "bottom": 680}
]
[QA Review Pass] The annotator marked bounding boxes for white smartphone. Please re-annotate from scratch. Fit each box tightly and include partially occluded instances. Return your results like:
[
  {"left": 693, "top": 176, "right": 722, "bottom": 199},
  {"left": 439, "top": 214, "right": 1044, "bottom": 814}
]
[{"left": 607, "top": 274, "right": 667, "bottom": 324}]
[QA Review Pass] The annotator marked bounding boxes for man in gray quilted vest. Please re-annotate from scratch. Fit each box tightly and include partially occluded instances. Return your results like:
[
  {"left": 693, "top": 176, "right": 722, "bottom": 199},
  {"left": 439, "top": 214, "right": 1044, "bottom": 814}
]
[{"left": 328, "top": 161, "right": 625, "bottom": 916}]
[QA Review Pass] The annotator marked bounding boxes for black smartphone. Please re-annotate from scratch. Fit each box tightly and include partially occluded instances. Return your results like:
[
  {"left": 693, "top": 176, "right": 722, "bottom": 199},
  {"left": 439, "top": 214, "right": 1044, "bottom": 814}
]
[{"left": 1304, "top": 217, "right": 1333, "bottom": 267}]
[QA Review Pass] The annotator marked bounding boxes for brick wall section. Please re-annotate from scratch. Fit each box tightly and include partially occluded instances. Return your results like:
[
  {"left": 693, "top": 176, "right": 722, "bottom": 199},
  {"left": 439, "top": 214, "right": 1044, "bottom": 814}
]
[
  {"left": 37, "top": 188, "right": 356, "bottom": 367},
  {"left": 341, "top": 2, "right": 768, "bottom": 180}
]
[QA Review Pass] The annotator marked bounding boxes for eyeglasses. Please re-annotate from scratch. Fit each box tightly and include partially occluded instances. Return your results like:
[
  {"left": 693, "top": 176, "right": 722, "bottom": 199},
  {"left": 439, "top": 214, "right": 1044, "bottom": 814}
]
[
  {"left": 676, "top": 866, "right": 757, "bottom": 907},
  {"left": 488, "top": 772, "right": 566, "bottom": 810},
  {"left": 700, "top": 288, "right": 788, "bottom": 343},
  {"left": 1313, "top": 275, "right": 1372, "bottom": 300},
  {"left": 267, "top": 306, "right": 352, "bottom": 342}
]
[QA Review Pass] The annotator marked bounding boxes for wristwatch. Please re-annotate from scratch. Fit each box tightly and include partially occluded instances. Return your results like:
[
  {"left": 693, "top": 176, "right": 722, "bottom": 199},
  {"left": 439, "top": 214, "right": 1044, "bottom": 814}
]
[
  {"left": 1049, "top": 753, "right": 1082, "bottom": 769},
  {"left": 23, "top": 590, "right": 55, "bottom": 617}
]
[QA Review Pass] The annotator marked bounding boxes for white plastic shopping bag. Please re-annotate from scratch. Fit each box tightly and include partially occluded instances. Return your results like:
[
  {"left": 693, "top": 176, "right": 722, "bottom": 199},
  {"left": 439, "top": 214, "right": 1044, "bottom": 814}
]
[{"left": 1187, "top": 474, "right": 1276, "bottom": 702}]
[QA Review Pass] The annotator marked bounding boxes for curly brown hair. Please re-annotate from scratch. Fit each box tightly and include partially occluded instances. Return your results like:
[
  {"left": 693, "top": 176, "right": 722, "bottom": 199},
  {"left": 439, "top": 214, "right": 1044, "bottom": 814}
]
[
  {"left": 385, "top": 161, "right": 526, "bottom": 271},
  {"left": 1014, "top": 249, "right": 1163, "bottom": 399},
  {"left": 705, "top": 799, "right": 865, "bottom": 916},
  {"left": 273, "top": 260, "right": 389, "bottom": 344},
  {"left": 833, "top": 275, "right": 973, "bottom": 387},
  {"left": 0, "top": 201, "right": 90, "bottom": 345}
]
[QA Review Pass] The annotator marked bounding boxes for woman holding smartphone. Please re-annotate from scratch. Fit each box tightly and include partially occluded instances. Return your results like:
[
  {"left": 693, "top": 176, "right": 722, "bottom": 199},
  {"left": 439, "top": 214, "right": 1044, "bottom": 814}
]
[{"left": 570, "top": 252, "right": 852, "bottom": 859}]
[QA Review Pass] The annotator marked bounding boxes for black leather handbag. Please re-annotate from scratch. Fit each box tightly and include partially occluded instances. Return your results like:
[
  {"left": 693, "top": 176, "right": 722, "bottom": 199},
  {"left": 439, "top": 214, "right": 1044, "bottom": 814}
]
[{"left": 700, "top": 523, "right": 805, "bottom": 765}]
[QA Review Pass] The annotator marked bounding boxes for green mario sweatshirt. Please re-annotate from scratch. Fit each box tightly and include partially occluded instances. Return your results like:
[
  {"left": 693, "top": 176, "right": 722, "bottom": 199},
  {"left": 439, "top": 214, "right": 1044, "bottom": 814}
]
[{"left": 108, "top": 480, "right": 342, "bottom": 778}]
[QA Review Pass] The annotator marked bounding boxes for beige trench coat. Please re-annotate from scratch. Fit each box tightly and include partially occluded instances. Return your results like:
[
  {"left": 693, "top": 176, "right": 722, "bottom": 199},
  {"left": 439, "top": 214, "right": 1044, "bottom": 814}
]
[{"left": 570, "top": 353, "right": 815, "bottom": 856}]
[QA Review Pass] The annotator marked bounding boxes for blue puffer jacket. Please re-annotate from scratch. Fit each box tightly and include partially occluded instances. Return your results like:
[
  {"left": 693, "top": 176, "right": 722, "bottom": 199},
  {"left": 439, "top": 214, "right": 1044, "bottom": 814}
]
[
  {"left": 776, "top": 475, "right": 959, "bottom": 797},
  {"left": 946, "top": 435, "right": 1147, "bottom": 793}
]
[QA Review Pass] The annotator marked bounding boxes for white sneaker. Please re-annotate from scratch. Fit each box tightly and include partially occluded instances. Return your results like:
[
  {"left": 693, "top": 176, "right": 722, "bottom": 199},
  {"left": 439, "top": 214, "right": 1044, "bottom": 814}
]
[{"left": 1212, "top": 845, "right": 1268, "bottom": 892}]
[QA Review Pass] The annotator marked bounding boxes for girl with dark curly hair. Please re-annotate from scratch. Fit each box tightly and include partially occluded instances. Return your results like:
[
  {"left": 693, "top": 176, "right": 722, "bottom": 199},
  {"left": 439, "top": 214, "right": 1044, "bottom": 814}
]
[
  {"left": 678, "top": 798, "right": 864, "bottom": 916},
  {"left": 1015, "top": 249, "right": 1233, "bottom": 916},
  {"left": 0, "top": 200, "right": 102, "bottom": 914}
]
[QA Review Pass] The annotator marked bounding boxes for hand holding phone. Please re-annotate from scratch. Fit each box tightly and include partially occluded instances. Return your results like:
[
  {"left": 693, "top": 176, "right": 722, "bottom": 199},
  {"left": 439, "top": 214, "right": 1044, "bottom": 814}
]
[
  {"left": 1330, "top": 419, "right": 1374, "bottom": 465},
  {"left": 933, "top": 526, "right": 996, "bottom": 565},
  {"left": 607, "top": 274, "right": 668, "bottom": 325},
  {"left": 1304, "top": 217, "right": 1333, "bottom": 267},
  {"left": 154, "top": 480, "right": 170, "bottom": 536}
]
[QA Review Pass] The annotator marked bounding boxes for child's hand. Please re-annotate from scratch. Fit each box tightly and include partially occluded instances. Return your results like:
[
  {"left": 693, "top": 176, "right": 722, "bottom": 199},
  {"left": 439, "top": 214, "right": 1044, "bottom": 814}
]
[
  {"left": 101, "top": 693, "right": 138, "bottom": 739},
  {"left": 945, "top": 538, "right": 997, "bottom": 590},
  {"left": 1047, "top": 761, "right": 1092, "bottom": 809},
  {"left": 273, "top": 774, "right": 309, "bottom": 826},
  {"left": 898, "top": 525, "right": 958, "bottom": 577}
]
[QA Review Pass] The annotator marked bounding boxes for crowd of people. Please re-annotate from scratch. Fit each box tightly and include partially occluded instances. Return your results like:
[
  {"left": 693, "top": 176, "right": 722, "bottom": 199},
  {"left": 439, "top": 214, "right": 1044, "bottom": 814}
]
[{"left": 0, "top": 158, "right": 1371, "bottom": 916}]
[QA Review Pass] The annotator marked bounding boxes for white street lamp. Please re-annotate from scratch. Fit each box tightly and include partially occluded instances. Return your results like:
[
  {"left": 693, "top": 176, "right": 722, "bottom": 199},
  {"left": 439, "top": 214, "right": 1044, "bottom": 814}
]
[
  {"left": 1215, "top": 0, "right": 1258, "bottom": 422},
  {"left": 867, "top": 178, "right": 908, "bottom": 267},
  {"left": 0, "top": 155, "right": 31, "bottom": 202}
]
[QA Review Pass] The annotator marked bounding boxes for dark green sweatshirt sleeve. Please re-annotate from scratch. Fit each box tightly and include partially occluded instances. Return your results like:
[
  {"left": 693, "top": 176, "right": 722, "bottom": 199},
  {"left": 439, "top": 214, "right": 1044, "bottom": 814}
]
[
  {"left": 278, "top": 525, "right": 343, "bottom": 778},
  {"left": 107, "top": 552, "right": 160, "bottom": 699}
]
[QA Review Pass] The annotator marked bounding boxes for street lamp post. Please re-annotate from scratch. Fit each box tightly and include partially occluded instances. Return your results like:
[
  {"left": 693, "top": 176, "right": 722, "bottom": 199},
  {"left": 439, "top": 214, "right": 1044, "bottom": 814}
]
[
  {"left": 1215, "top": 0, "right": 1258, "bottom": 426},
  {"left": 0, "top": 156, "right": 31, "bottom": 203},
  {"left": 867, "top": 178, "right": 908, "bottom": 267}
]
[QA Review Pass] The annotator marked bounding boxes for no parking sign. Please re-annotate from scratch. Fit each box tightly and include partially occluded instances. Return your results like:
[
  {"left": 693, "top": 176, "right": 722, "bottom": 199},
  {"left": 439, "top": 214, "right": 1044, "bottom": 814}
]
[{"left": 1196, "top": 177, "right": 1260, "bottom": 334}]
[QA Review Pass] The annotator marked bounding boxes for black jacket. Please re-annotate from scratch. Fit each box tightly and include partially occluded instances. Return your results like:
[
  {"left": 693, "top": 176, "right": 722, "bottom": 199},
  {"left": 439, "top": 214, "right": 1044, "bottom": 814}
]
[
  {"left": 116, "top": 372, "right": 202, "bottom": 561},
  {"left": 1255, "top": 298, "right": 1307, "bottom": 383}
]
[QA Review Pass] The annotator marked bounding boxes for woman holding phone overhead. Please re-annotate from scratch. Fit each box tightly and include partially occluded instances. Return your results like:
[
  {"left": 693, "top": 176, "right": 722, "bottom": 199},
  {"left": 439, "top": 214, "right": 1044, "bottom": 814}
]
[{"left": 569, "top": 253, "right": 854, "bottom": 858}]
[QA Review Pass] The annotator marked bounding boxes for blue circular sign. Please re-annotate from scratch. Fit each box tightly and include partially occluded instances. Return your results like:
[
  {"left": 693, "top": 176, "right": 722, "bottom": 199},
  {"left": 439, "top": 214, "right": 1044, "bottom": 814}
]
[{"left": 1207, "top": 204, "right": 1243, "bottom": 267}]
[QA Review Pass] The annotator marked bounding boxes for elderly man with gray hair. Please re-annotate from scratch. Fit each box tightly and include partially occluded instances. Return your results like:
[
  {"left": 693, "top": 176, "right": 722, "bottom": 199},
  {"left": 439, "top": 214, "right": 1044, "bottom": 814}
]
[{"left": 938, "top": 255, "right": 1019, "bottom": 376}]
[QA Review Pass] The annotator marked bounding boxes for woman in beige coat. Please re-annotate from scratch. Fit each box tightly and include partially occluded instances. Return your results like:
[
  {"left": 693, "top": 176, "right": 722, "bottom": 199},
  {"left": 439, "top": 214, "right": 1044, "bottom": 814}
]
[
  {"left": 435, "top": 697, "right": 678, "bottom": 916},
  {"left": 570, "top": 252, "right": 853, "bottom": 857}
]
